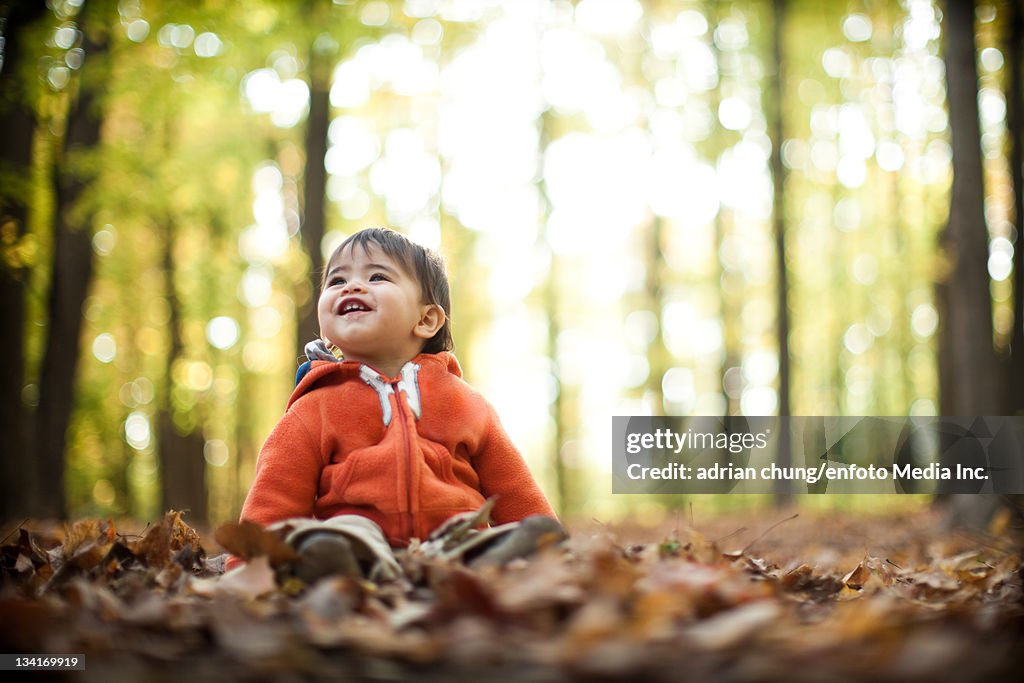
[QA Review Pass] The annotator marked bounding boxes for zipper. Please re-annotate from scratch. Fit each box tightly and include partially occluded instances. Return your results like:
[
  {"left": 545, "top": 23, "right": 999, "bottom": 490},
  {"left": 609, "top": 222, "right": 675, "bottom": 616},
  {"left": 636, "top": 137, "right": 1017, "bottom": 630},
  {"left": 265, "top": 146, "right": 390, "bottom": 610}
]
[{"left": 393, "top": 379, "right": 415, "bottom": 541}]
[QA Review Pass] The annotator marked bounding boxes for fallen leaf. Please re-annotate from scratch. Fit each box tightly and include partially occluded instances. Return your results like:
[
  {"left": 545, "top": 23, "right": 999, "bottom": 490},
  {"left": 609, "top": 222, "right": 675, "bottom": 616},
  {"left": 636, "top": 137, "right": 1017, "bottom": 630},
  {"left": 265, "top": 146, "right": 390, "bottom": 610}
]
[
  {"left": 129, "top": 511, "right": 203, "bottom": 570},
  {"left": 685, "top": 600, "right": 781, "bottom": 649},
  {"left": 214, "top": 521, "right": 298, "bottom": 566},
  {"left": 2, "top": 507, "right": 1022, "bottom": 682},
  {"left": 842, "top": 561, "right": 871, "bottom": 590},
  {"left": 190, "top": 555, "right": 277, "bottom": 600}
]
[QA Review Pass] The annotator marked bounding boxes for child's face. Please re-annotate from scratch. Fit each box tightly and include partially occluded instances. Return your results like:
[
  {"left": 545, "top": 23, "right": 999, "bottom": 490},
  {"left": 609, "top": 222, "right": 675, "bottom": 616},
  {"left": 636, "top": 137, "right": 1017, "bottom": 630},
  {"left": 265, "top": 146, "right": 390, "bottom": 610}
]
[{"left": 318, "top": 243, "right": 442, "bottom": 374}]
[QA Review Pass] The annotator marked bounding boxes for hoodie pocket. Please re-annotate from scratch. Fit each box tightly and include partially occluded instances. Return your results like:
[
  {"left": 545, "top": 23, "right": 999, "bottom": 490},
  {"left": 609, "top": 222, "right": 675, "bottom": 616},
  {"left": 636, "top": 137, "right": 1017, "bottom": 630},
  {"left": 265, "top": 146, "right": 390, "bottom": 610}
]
[
  {"left": 323, "top": 451, "right": 359, "bottom": 498},
  {"left": 421, "top": 439, "right": 456, "bottom": 484},
  {"left": 323, "top": 446, "right": 400, "bottom": 511}
]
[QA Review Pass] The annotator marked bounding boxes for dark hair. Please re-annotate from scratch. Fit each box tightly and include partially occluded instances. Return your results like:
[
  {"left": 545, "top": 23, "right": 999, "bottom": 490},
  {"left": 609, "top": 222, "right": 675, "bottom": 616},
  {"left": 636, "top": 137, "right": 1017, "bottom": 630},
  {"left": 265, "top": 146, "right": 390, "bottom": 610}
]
[{"left": 322, "top": 227, "right": 453, "bottom": 354}]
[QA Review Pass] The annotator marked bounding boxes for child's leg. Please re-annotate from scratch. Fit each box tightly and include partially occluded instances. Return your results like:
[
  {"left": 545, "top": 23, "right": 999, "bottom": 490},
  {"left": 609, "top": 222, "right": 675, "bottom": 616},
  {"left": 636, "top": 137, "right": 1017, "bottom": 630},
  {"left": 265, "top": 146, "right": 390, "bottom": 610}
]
[
  {"left": 292, "top": 533, "right": 361, "bottom": 583},
  {"left": 273, "top": 515, "right": 403, "bottom": 583}
]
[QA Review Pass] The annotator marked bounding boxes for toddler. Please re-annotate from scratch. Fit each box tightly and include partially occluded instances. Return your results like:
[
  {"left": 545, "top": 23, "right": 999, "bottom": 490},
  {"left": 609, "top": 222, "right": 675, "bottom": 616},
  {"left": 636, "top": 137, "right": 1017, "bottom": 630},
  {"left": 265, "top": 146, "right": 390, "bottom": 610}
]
[{"left": 234, "top": 227, "right": 562, "bottom": 582}]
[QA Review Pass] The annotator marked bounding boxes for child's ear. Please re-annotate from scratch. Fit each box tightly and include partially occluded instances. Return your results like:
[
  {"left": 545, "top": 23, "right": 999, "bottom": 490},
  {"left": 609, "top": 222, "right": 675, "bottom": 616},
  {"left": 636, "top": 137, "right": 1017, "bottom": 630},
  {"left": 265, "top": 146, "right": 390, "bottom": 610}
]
[{"left": 413, "top": 304, "right": 445, "bottom": 340}]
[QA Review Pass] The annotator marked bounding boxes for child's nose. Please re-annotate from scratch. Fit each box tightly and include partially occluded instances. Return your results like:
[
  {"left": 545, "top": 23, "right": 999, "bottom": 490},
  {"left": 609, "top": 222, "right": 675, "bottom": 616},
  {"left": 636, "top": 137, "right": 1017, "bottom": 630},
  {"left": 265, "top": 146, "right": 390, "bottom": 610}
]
[{"left": 341, "top": 278, "right": 366, "bottom": 293}]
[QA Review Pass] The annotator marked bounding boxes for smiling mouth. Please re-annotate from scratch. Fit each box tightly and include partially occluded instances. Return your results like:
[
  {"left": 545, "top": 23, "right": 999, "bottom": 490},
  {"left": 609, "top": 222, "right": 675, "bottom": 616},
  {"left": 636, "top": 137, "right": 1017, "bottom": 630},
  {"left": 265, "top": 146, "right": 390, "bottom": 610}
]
[{"left": 338, "top": 298, "right": 372, "bottom": 316}]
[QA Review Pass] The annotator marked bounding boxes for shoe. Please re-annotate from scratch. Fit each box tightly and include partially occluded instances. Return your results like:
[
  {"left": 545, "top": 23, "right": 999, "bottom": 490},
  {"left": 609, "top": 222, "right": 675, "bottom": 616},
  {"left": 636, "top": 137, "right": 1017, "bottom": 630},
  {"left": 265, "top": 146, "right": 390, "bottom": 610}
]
[
  {"left": 293, "top": 532, "right": 362, "bottom": 583},
  {"left": 468, "top": 516, "right": 568, "bottom": 568}
]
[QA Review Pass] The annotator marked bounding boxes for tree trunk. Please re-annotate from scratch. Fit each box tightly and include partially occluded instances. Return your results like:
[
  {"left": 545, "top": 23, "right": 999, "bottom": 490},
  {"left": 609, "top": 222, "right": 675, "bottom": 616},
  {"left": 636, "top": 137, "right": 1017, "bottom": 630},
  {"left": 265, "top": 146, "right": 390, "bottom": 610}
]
[
  {"left": 1007, "top": 0, "right": 1024, "bottom": 415},
  {"left": 296, "top": 38, "right": 332, "bottom": 356},
  {"left": 938, "top": 0, "right": 1009, "bottom": 532},
  {"left": 768, "top": 0, "right": 792, "bottom": 505},
  {"left": 938, "top": 0, "right": 1002, "bottom": 416},
  {"left": 158, "top": 413, "right": 207, "bottom": 521},
  {"left": 0, "top": 2, "right": 47, "bottom": 519},
  {"left": 157, "top": 213, "right": 208, "bottom": 523},
  {"left": 643, "top": 216, "right": 670, "bottom": 413},
  {"left": 33, "top": 18, "right": 108, "bottom": 519},
  {"left": 538, "top": 110, "right": 567, "bottom": 517}
]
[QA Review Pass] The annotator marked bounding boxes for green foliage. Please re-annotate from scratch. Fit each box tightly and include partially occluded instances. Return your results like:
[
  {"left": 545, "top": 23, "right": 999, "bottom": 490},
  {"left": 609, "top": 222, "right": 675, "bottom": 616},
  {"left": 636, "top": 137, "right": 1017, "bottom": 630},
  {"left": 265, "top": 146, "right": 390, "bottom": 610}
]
[{"left": 6, "top": 0, "right": 1018, "bottom": 523}]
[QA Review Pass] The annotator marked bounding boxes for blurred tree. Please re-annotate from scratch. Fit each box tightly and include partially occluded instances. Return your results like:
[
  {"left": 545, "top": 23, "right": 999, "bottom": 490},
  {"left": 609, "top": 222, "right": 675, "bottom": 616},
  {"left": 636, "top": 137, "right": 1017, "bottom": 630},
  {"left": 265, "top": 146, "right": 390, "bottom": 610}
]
[
  {"left": 634, "top": 5, "right": 671, "bottom": 420},
  {"left": 34, "top": 0, "right": 114, "bottom": 519},
  {"left": 1007, "top": 0, "right": 1024, "bottom": 415},
  {"left": 704, "top": 0, "right": 737, "bottom": 421},
  {"left": 295, "top": 0, "right": 335, "bottom": 357},
  {"left": 539, "top": 109, "right": 568, "bottom": 516},
  {"left": 544, "top": 238, "right": 567, "bottom": 515},
  {"left": 937, "top": 0, "right": 1004, "bottom": 416},
  {"left": 938, "top": 0, "right": 1014, "bottom": 532},
  {"left": 0, "top": 2, "right": 47, "bottom": 518},
  {"left": 2, "top": 0, "right": 1017, "bottom": 523},
  {"left": 642, "top": 215, "right": 670, "bottom": 413},
  {"left": 63, "top": 0, "right": 268, "bottom": 521},
  {"left": 158, "top": 207, "right": 207, "bottom": 524},
  {"left": 767, "top": 0, "right": 792, "bottom": 503}
]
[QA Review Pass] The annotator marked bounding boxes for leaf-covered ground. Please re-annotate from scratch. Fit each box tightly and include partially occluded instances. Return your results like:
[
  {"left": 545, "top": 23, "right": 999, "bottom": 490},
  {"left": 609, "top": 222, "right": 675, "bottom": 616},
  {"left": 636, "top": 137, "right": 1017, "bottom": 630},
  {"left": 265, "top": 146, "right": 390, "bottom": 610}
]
[{"left": 1, "top": 506, "right": 1021, "bottom": 683}]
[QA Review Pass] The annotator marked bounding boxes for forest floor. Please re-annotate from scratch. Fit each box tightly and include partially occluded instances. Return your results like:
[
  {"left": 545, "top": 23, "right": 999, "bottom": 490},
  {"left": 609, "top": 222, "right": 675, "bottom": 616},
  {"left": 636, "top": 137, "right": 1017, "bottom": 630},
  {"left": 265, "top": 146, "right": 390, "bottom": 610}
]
[{"left": 1, "top": 505, "right": 1022, "bottom": 683}]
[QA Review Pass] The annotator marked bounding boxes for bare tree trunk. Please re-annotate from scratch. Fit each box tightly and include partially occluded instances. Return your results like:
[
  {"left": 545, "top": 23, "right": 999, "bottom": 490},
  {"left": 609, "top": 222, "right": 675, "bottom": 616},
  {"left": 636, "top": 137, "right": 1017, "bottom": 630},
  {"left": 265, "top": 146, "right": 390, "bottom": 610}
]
[
  {"left": 296, "top": 34, "right": 332, "bottom": 356},
  {"left": 938, "top": 0, "right": 1002, "bottom": 416},
  {"left": 157, "top": 218, "right": 208, "bottom": 522},
  {"left": 643, "top": 216, "right": 669, "bottom": 413},
  {"left": 939, "top": 0, "right": 1010, "bottom": 531},
  {"left": 157, "top": 185, "right": 207, "bottom": 521},
  {"left": 158, "top": 414, "right": 207, "bottom": 521},
  {"left": 538, "top": 110, "right": 567, "bottom": 517},
  {"left": 33, "top": 15, "right": 109, "bottom": 519},
  {"left": 544, "top": 244, "right": 567, "bottom": 516},
  {"left": 1007, "top": 0, "right": 1024, "bottom": 415},
  {"left": 705, "top": 0, "right": 739, "bottom": 422},
  {"left": 0, "top": 2, "right": 47, "bottom": 519},
  {"left": 768, "top": 0, "right": 792, "bottom": 505}
]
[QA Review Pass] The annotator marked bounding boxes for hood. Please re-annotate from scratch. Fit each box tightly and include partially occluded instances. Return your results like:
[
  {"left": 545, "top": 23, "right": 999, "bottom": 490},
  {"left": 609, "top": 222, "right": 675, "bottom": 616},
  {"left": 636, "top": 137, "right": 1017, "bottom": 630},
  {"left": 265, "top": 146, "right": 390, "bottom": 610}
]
[{"left": 287, "top": 351, "right": 463, "bottom": 410}]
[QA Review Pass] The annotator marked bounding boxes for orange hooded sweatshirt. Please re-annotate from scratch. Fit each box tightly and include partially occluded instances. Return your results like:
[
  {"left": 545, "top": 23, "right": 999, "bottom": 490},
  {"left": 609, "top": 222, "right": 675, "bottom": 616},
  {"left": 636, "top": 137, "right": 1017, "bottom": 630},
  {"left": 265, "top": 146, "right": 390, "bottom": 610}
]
[{"left": 237, "top": 352, "right": 556, "bottom": 551}]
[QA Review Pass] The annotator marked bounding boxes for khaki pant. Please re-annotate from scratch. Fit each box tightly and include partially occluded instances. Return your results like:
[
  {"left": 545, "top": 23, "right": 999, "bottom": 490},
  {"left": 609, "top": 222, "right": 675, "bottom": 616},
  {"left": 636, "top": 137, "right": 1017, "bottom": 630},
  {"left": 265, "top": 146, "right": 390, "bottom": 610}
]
[{"left": 269, "top": 515, "right": 522, "bottom": 583}]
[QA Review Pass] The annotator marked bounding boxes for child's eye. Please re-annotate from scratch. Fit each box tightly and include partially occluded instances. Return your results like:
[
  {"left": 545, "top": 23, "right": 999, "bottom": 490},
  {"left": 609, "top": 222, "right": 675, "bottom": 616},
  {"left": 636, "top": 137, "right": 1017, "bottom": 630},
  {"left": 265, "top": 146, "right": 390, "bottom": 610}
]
[
  {"left": 369, "top": 273, "right": 389, "bottom": 282},
  {"left": 328, "top": 276, "right": 346, "bottom": 287}
]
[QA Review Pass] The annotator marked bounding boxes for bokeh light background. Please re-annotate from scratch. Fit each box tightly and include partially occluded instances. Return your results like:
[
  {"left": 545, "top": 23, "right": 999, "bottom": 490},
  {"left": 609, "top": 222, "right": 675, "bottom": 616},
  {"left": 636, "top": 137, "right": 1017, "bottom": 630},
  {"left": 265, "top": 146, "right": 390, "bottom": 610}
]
[{"left": 45, "top": 0, "right": 1017, "bottom": 521}]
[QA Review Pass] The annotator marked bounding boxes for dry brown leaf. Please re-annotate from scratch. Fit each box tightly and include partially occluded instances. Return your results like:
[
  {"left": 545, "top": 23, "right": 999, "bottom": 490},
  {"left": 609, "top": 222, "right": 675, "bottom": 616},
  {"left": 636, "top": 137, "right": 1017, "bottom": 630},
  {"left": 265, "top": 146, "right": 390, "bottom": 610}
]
[
  {"left": 864, "top": 556, "right": 898, "bottom": 587},
  {"left": 780, "top": 563, "right": 814, "bottom": 587},
  {"left": 214, "top": 520, "right": 298, "bottom": 566},
  {"left": 3, "top": 507, "right": 1022, "bottom": 682},
  {"left": 14, "top": 529, "right": 49, "bottom": 569},
  {"left": 63, "top": 577, "right": 125, "bottom": 621},
  {"left": 58, "top": 519, "right": 116, "bottom": 573},
  {"left": 168, "top": 510, "right": 203, "bottom": 552},
  {"left": 433, "top": 565, "right": 503, "bottom": 620},
  {"left": 631, "top": 588, "right": 694, "bottom": 638},
  {"left": 191, "top": 555, "right": 277, "bottom": 600},
  {"left": 685, "top": 600, "right": 781, "bottom": 649},
  {"left": 130, "top": 518, "right": 172, "bottom": 568},
  {"left": 681, "top": 528, "right": 721, "bottom": 564},
  {"left": 62, "top": 519, "right": 110, "bottom": 556},
  {"left": 334, "top": 615, "right": 442, "bottom": 663},
  {"left": 842, "top": 561, "right": 871, "bottom": 590},
  {"left": 120, "top": 591, "right": 172, "bottom": 626},
  {"left": 564, "top": 597, "right": 624, "bottom": 648},
  {"left": 208, "top": 594, "right": 309, "bottom": 663},
  {"left": 493, "top": 552, "right": 585, "bottom": 613},
  {"left": 586, "top": 545, "right": 638, "bottom": 599},
  {"left": 127, "top": 510, "right": 204, "bottom": 570},
  {"left": 909, "top": 571, "right": 961, "bottom": 598},
  {"left": 387, "top": 599, "right": 433, "bottom": 632}
]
